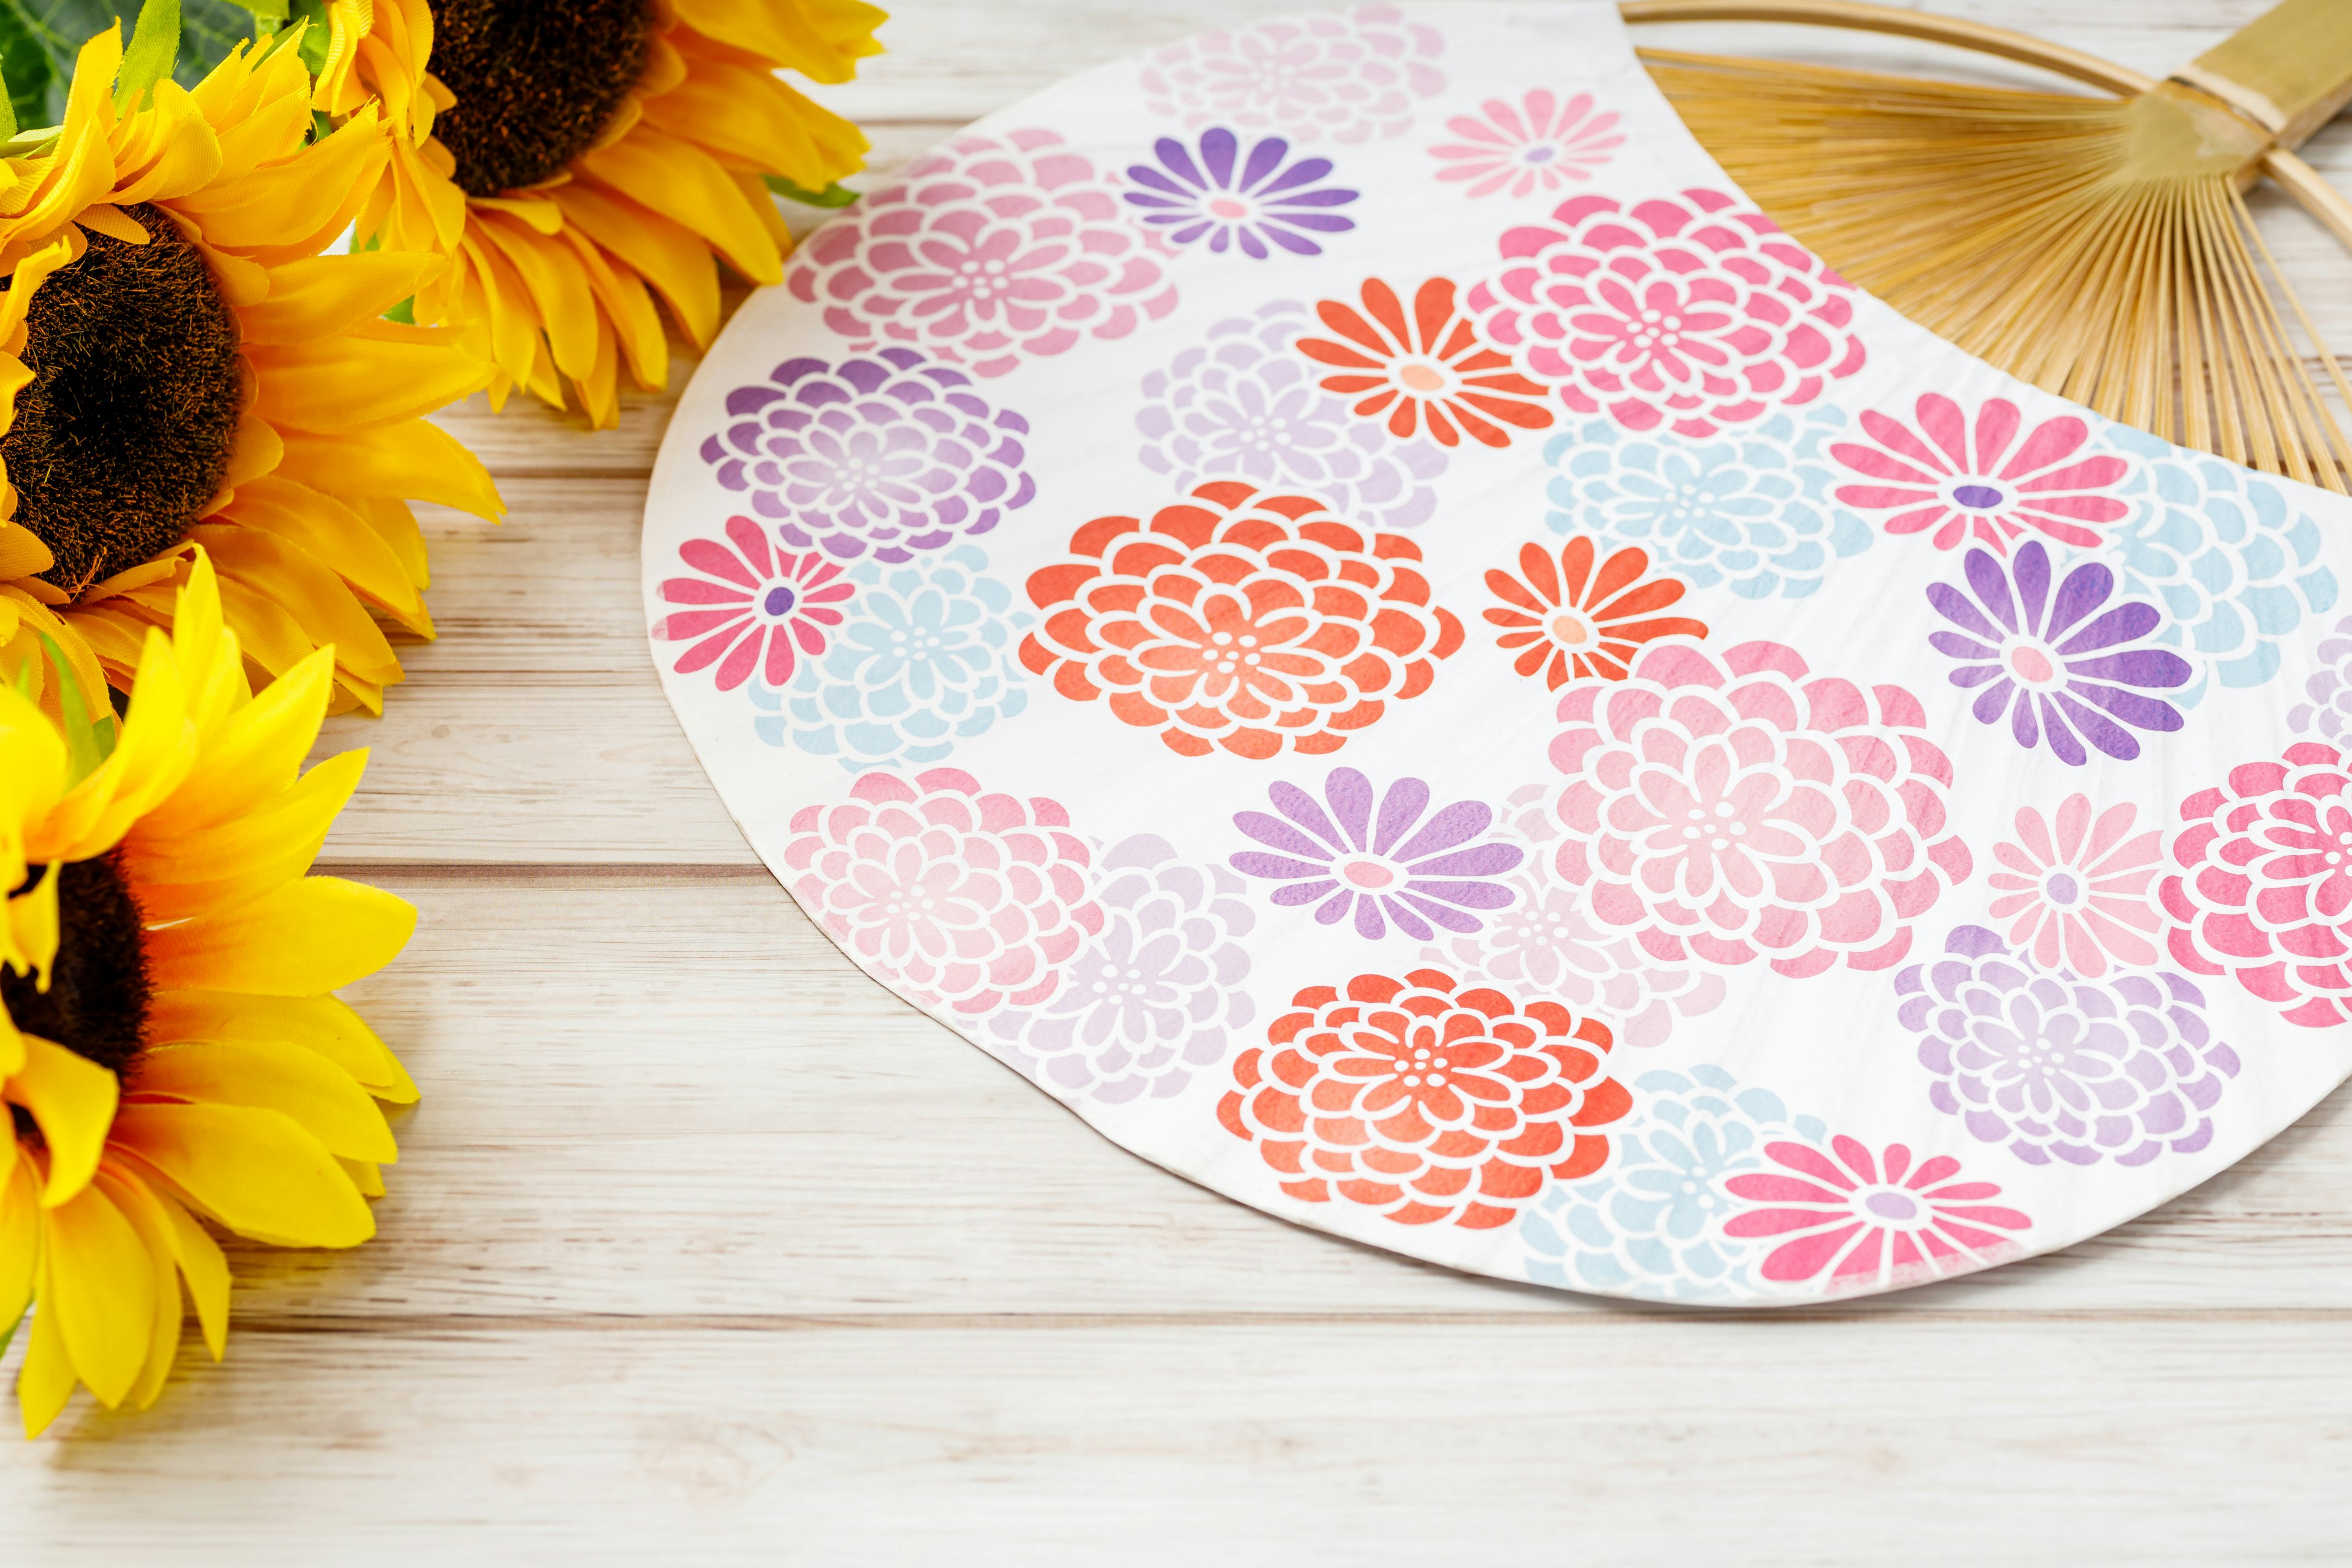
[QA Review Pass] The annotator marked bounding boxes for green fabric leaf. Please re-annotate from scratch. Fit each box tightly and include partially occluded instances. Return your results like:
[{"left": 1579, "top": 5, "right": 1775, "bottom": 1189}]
[
  {"left": 37, "top": 631, "right": 114, "bottom": 784},
  {"left": 113, "top": 0, "right": 176, "bottom": 112},
  {"left": 764, "top": 175, "right": 860, "bottom": 209}
]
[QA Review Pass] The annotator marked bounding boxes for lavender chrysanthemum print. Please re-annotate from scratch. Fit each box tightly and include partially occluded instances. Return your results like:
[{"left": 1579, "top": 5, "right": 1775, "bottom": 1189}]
[
  {"left": 1898, "top": 925, "right": 2239, "bottom": 1167},
  {"left": 1124, "top": 128, "right": 1359, "bottom": 258},
  {"left": 1137, "top": 300, "right": 1445, "bottom": 529},
  {"left": 701, "top": 349, "right": 1037, "bottom": 564},
  {"left": 1927, "top": 540, "right": 2191, "bottom": 764},
  {"left": 1231, "top": 767, "right": 1522, "bottom": 939}
]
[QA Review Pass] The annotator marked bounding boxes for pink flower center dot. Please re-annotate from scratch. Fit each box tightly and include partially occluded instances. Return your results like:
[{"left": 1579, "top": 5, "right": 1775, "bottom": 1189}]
[
  {"left": 1864, "top": 1191, "right": 1920, "bottom": 1221},
  {"left": 1396, "top": 362, "right": 1448, "bottom": 393},
  {"left": 1208, "top": 196, "right": 1249, "bottom": 219},
  {"left": 1548, "top": 612, "right": 1591, "bottom": 646},
  {"left": 2008, "top": 643, "right": 2056, "bottom": 684},
  {"left": 1341, "top": 859, "right": 1396, "bottom": 889}
]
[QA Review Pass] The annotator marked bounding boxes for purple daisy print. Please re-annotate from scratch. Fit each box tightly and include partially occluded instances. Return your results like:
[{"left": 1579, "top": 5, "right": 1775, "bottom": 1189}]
[
  {"left": 1927, "top": 540, "right": 2190, "bottom": 764},
  {"left": 699, "top": 347, "right": 1036, "bottom": 564},
  {"left": 1231, "top": 768, "right": 1523, "bottom": 939},
  {"left": 1123, "top": 128, "right": 1359, "bottom": 258}
]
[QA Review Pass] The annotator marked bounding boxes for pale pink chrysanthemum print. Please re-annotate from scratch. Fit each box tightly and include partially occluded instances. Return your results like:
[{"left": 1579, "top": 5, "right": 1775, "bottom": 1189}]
[
  {"left": 788, "top": 128, "right": 1177, "bottom": 379},
  {"left": 1549, "top": 640, "right": 1972, "bottom": 978},
  {"left": 1139, "top": 4, "right": 1446, "bottom": 145},
  {"left": 1467, "top": 189, "right": 1866, "bottom": 439},
  {"left": 1986, "top": 795, "right": 2165, "bottom": 977},
  {"left": 1831, "top": 394, "right": 2131, "bottom": 552},
  {"left": 783, "top": 768, "right": 1106, "bottom": 1015},
  {"left": 1428, "top": 89, "right": 1623, "bottom": 199}
]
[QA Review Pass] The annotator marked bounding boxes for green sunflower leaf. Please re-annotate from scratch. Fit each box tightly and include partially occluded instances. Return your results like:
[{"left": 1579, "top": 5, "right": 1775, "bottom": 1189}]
[
  {"left": 763, "top": 175, "right": 860, "bottom": 209},
  {"left": 1, "top": 0, "right": 274, "bottom": 122},
  {"left": 36, "top": 631, "right": 115, "bottom": 783},
  {"left": 112, "top": 0, "right": 175, "bottom": 111}
]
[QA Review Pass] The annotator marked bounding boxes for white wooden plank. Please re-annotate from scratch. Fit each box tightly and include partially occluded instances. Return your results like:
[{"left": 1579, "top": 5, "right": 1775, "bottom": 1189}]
[{"left": 5, "top": 1316, "right": 2350, "bottom": 1563}]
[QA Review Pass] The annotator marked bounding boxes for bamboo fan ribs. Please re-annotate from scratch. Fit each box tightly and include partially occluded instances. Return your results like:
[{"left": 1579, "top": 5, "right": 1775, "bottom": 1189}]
[{"left": 1628, "top": 0, "right": 2352, "bottom": 492}]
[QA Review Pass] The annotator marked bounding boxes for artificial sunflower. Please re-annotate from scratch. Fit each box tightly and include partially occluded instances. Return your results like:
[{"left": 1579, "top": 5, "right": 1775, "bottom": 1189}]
[
  {"left": 0, "top": 16, "right": 499, "bottom": 723},
  {"left": 323, "top": 0, "right": 883, "bottom": 428},
  {"left": 2, "top": 553, "right": 417, "bottom": 1438}
]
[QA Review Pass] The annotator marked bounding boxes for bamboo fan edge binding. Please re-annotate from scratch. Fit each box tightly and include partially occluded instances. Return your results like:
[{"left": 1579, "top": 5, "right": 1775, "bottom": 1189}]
[{"left": 1619, "top": 0, "right": 2352, "bottom": 492}]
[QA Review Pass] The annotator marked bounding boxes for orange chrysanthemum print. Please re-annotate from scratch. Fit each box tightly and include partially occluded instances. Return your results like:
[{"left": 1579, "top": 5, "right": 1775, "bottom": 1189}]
[
  {"left": 1217, "top": 967, "right": 1634, "bottom": 1229},
  {"left": 1020, "top": 481, "right": 1463, "bottom": 760},
  {"left": 1485, "top": 537, "right": 1707, "bottom": 687},
  {"left": 1295, "top": 276, "right": 1552, "bottom": 449}
]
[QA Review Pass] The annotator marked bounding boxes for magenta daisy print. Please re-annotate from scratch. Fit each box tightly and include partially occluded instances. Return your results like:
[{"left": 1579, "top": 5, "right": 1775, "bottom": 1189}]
[
  {"left": 1928, "top": 541, "right": 2190, "bottom": 765},
  {"left": 655, "top": 516, "right": 853, "bottom": 691},
  {"left": 787, "top": 128, "right": 1177, "bottom": 378},
  {"left": 700, "top": 349, "right": 1035, "bottom": 564},
  {"left": 1467, "top": 189, "right": 1866, "bottom": 438},
  {"left": 1832, "top": 394, "right": 2130, "bottom": 551},
  {"left": 1428, "top": 89, "right": 1622, "bottom": 198},
  {"left": 1123, "top": 129, "right": 1359, "bottom": 258},
  {"left": 2162, "top": 741, "right": 2352, "bottom": 1027},
  {"left": 1231, "top": 767, "right": 1523, "bottom": 940},
  {"left": 1985, "top": 794, "right": 2165, "bottom": 976},
  {"left": 1723, "top": 1136, "right": 2032, "bottom": 1290}
]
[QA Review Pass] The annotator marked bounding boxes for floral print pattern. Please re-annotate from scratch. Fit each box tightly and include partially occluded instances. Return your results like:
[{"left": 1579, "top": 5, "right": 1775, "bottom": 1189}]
[
  {"left": 1485, "top": 536, "right": 1705, "bottom": 687},
  {"left": 1551, "top": 640, "right": 1970, "bottom": 976},
  {"left": 1723, "top": 1136, "right": 2032, "bottom": 1290},
  {"left": 1138, "top": 301, "right": 1446, "bottom": 530},
  {"left": 788, "top": 128, "right": 1177, "bottom": 378},
  {"left": 1547, "top": 409, "right": 1873, "bottom": 598},
  {"left": 699, "top": 349, "right": 1036, "bottom": 563},
  {"left": 655, "top": 516, "right": 854, "bottom": 690},
  {"left": 783, "top": 769, "right": 1104, "bottom": 1016},
  {"left": 1428, "top": 88, "right": 1622, "bottom": 199},
  {"left": 1927, "top": 541, "right": 2191, "bottom": 766},
  {"left": 1468, "top": 189, "right": 1865, "bottom": 438},
  {"left": 1297, "top": 276, "right": 1554, "bottom": 448},
  {"left": 752, "top": 545, "right": 1030, "bottom": 771},
  {"left": 1123, "top": 129, "right": 1359, "bottom": 258},
  {"left": 1218, "top": 967, "right": 1632, "bottom": 1229},
  {"left": 1521, "top": 1065, "right": 1825, "bottom": 1300},
  {"left": 1899, "top": 925, "right": 2238, "bottom": 1167},
  {"left": 1020, "top": 481, "right": 1463, "bottom": 759},
  {"left": 2162, "top": 741, "right": 2352, "bottom": 1028},
  {"left": 1139, "top": 4, "right": 1446, "bottom": 145},
  {"left": 1986, "top": 794, "right": 2165, "bottom": 977},
  {"left": 2290, "top": 615, "right": 2352, "bottom": 742},
  {"left": 1832, "top": 394, "right": 2130, "bottom": 552},
  {"left": 986, "top": 835, "right": 1255, "bottom": 1102},
  {"left": 1231, "top": 767, "right": 1521, "bottom": 938}
]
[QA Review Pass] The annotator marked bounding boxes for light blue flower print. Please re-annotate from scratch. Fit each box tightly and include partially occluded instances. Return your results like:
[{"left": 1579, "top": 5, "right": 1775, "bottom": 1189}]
[
  {"left": 750, "top": 543, "right": 1030, "bottom": 770},
  {"left": 1520, "top": 1064, "right": 1826, "bottom": 1302},
  {"left": 2101, "top": 424, "right": 2337, "bottom": 706},
  {"left": 1545, "top": 407, "right": 1872, "bottom": 600}
]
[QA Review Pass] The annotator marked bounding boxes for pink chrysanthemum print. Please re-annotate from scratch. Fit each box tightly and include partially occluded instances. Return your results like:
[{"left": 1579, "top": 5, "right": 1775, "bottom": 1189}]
[
  {"left": 788, "top": 128, "right": 1177, "bottom": 378},
  {"left": 2162, "top": 741, "right": 2352, "bottom": 1027},
  {"left": 1549, "top": 639, "right": 1972, "bottom": 978},
  {"left": 1428, "top": 89, "right": 1623, "bottom": 199},
  {"left": 1139, "top": 4, "right": 1446, "bottom": 145},
  {"left": 1723, "top": 1137, "right": 2032, "bottom": 1291},
  {"left": 1986, "top": 795, "right": 2165, "bottom": 977},
  {"left": 1466, "top": 189, "right": 1866, "bottom": 438},
  {"left": 1832, "top": 394, "right": 2130, "bottom": 552},
  {"left": 655, "top": 516, "right": 854, "bottom": 691},
  {"left": 783, "top": 768, "right": 1106, "bottom": 1016}
]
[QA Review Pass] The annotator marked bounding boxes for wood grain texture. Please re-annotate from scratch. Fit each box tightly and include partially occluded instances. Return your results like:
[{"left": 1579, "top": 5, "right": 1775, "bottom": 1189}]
[{"left": 10, "top": 3, "right": 2352, "bottom": 1561}]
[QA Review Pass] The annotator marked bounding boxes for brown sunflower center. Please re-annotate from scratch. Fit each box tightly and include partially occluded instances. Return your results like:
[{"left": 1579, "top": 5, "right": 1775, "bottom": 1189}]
[
  {"left": 3, "top": 203, "right": 244, "bottom": 597},
  {"left": 4, "top": 854, "right": 150, "bottom": 1098},
  {"left": 428, "top": 0, "right": 657, "bottom": 197}
]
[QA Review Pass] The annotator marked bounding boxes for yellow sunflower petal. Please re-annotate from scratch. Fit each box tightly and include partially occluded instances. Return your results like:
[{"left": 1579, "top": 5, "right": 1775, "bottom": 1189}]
[
  {"left": 39, "top": 1178, "right": 156, "bottom": 1407},
  {"left": 0, "top": 1158, "right": 37, "bottom": 1344},
  {"left": 337, "top": 1158, "right": 385, "bottom": 1198},
  {"left": 107, "top": 1102, "right": 374, "bottom": 1248},
  {"left": 0, "top": 519, "right": 54, "bottom": 579},
  {"left": 214, "top": 478, "right": 424, "bottom": 626},
  {"left": 672, "top": 0, "right": 886, "bottom": 84},
  {"left": 89, "top": 1166, "right": 184, "bottom": 1411},
  {"left": 238, "top": 249, "right": 442, "bottom": 345},
  {"left": 143, "top": 989, "right": 417, "bottom": 1105},
  {"left": 144, "top": 876, "right": 417, "bottom": 997},
  {"left": 135, "top": 643, "right": 330, "bottom": 839},
  {"left": 132, "top": 1036, "right": 397, "bottom": 1165},
  {"left": 27, "top": 627, "right": 192, "bottom": 864},
  {"left": 147, "top": 1182, "right": 227, "bottom": 1362},
  {"left": 274, "top": 420, "right": 501, "bottom": 525},
  {"left": 173, "top": 105, "right": 388, "bottom": 254},
  {"left": 7, "top": 1036, "right": 119, "bottom": 1207},
  {"left": 249, "top": 318, "right": 491, "bottom": 432},
  {"left": 189, "top": 524, "right": 399, "bottom": 685},
  {"left": 579, "top": 125, "right": 780, "bottom": 283},
  {"left": 551, "top": 182, "right": 720, "bottom": 350},
  {"left": 4, "top": 860, "right": 59, "bottom": 988},
  {"left": 119, "top": 748, "right": 366, "bottom": 923},
  {"left": 19, "top": 1263, "right": 78, "bottom": 1438}
]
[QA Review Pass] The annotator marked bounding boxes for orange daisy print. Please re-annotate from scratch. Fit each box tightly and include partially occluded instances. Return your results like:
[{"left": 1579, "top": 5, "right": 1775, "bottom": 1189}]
[
  {"left": 1485, "top": 537, "right": 1707, "bottom": 686},
  {"left": 1296, "top": 276, "right": 1554, "bottom": 449}
]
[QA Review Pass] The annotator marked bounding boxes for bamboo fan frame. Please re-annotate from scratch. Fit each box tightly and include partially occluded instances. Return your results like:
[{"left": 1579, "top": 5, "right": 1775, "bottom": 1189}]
[{"left": 1618, "top": 0, "right": 2352, "bottom": 489}]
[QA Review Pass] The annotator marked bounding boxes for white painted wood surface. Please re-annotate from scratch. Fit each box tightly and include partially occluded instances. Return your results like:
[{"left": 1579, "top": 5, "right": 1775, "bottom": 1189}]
[{"left": 9, "top": 3, "right": 2352, "bottom": 1559}]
